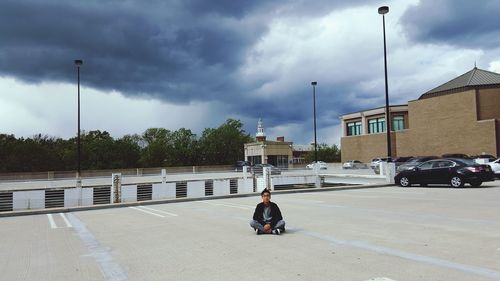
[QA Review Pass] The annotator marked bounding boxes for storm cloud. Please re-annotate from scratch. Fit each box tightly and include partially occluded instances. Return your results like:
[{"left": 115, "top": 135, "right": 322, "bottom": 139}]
[
  {"left": 1, "top": 0, "right": 500, "bottom": 144},
  {"left": 401, "top": 0, "right": 500, "bottom": 49}
]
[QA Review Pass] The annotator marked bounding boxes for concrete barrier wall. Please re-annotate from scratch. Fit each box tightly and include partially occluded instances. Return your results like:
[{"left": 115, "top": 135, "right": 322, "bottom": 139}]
[
  {"left": 152, "top": 183, "right": 176, "bottom": 200},
  {"left": 187, "top": 181, "right": 205, "bottom": 198},
  {"left": 271, "top": 175, "right": 317, "bottom": 187},
  {"left": 122, "top": 185, "right": 137, "bottom": 202},
  {"left": 13, "top": 190, "right": 45, "bottom": 211},
  {"left": 238, "top": 178, "right": 253, "bottom": 193},
  {"left": 213, "top": 179, "right": 230, "bottom": 195},
  {"left": 4, "top": 175, "right": 318, "bottom": 212}
]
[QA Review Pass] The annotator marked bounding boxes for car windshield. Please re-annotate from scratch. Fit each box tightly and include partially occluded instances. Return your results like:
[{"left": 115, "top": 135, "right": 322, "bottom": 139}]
[{"left": 454, "top": 158, "right": 475, "bottom": 166}]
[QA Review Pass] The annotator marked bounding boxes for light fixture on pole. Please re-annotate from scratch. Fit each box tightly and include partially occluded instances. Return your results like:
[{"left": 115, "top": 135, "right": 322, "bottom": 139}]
[
  {"left": 74, "top": 59, "right": 83, "bottom": 177},
  {"left": 378, "top": 6, "right": 392, "bottom": 160},
  {"left": 311, "top": 81, "right": 318, "bottom": 163}
]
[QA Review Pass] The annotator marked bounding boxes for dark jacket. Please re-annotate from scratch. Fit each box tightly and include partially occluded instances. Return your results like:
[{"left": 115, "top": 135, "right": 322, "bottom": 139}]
[{"left": 252, "top": 202, "right": 283, "bottom": 227}]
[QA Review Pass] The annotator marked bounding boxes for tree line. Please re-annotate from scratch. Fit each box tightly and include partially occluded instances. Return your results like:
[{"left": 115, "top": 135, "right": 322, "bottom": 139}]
[
  {"left": 0, "top": 118, "right": 341, "bottom": 173},
  {"left": 0, "top": 119, "right": 253, "bottom": 173}
]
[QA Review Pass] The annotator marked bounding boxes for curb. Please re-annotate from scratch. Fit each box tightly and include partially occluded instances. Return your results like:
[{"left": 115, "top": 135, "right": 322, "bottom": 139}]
[{"left": 0, "top": 183, "right": 392, "bottom": 218}]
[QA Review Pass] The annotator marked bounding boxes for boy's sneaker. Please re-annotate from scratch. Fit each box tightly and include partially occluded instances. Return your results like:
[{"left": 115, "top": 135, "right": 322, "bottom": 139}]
[
  {"left": 273, "top": 229, "right": 281, "bottom": 235},
  {"left": 255, "top": 229, "right": 262, "bottom": 235}
]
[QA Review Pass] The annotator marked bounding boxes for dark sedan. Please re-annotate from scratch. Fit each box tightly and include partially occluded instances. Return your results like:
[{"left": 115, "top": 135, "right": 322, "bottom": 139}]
[
  {"left": 395, "top": 158, "right": 495, "bottom": 188},
  {"left": 396, "top": 156, "right": 439, "bottom": 173}
]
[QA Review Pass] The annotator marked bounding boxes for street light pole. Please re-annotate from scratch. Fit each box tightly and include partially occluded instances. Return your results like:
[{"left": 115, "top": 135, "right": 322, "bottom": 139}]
[
  {"left": 74, "top": 59, "right": 83, "bottom": 177},
  {"left": 378, "top": 6, "right": 392, "bottom": 160},
  {"left": 311, "top": 81, "right": 318, "bottom": 163}
]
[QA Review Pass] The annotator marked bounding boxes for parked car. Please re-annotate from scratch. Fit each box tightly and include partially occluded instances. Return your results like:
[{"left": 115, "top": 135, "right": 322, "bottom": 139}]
[
  {"left": 234, "top": 161, "right": 252, "bottom": 172},
  {"left": 370, "top": 157, "right": 392, "bottom": 169},
  {"left": 395, "top": 158, "right": 495, "bottom": 188},
  {"left": 372, "top": 156, "right": 414, "bottom": 174},
  {"left": 393, "top": 156, "right": 414, "bottom": 165},
  {"left": 306, "top": 161, "right": 329, "bottom": 169},
  {"left": 472, "top": 154, "right": 497, "bottom": 164},
  {"left": 252, "top": 164, "right": 281, "bottom": 175},
  {"left": 370, "top": 157, "right": 393, "bottom": 174},
  {"left": 396, "top": 156, "right": 439, "bottom": 173},
  {"left": 487, "top": 158, "right": 500, "bottom": 178},
  {"left": 343, "top": 160, "right": 367, "bottom": 169},
  {"left": 441, "top": 153, "right": 470, "bottom": 159}
]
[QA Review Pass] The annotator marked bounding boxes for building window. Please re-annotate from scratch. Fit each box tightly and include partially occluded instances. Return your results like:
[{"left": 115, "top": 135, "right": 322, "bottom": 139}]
[
  {"left": 392, "top": 116, "right": 405, "bottom": 131},
  {"left": 368, "top": 118, "right": 385, "bottom": 134},
  {"left": 346, "top": 121, "right": 362, "bottom": 136}
]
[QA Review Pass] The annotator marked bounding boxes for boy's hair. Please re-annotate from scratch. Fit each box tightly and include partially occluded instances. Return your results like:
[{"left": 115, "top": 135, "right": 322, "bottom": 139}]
[{"left": 261, "top": 189, "right": 271, "bottom": 196}]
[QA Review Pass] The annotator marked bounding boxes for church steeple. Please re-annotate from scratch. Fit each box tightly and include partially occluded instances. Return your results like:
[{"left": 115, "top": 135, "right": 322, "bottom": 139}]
[{"left": 256, "top": 118, "right": 266, "bottom": 142}]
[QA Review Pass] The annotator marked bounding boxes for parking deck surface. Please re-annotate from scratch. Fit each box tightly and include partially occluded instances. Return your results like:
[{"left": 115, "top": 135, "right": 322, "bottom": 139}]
[{"left": 1, "top": 184, "right": 500, "bottom": 281}]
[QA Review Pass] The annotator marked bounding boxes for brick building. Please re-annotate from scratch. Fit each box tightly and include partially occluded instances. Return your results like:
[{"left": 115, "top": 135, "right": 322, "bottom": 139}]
[{"left": 340, "top": 67, "right": 500, "bottom": 162}]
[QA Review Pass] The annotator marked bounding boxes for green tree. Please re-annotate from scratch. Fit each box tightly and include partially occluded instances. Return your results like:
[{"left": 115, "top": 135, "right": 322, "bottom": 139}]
[
  {"left": 112, "top": 134, "right": 141, "bottom": 168},
  {"left": 165, "top": 128, "right": 199, "bottom": 166},
  {"left": 80, "top": 130, "right": 116, "bottom": 170},
  {"left": 140, "top": 128, "right": 171, "bottom": 167},
  {"left": 304, "top": 143, "right": 341, "bottom": 163},
  {"left": 199, "top": 119, "right": 253, "bottom": 165}
]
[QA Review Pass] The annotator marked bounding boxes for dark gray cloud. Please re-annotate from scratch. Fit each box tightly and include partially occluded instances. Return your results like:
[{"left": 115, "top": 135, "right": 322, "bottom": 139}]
[
  {"left": 0, "top": 1, "right": 370, "bottom": 92},
  {"left": 0, "top": 0, "right": 265, "bottom": 99},
  {"left": 401, "top": 0, "right": 500, "bottom": 48},
  {"left": 0, "top": 0, "right": 402, "bottom": 142}
]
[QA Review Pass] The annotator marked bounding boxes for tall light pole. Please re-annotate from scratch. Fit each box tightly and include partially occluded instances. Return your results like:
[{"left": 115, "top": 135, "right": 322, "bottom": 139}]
[
  {"left": 311, "top": 81, "right": 318, "bottom": 163},
  {"left": 378, "top": 6, "right": 392, "bottom": 160},
  {"left": 74, "top": 59, "right": 83, "bottom": 177}
]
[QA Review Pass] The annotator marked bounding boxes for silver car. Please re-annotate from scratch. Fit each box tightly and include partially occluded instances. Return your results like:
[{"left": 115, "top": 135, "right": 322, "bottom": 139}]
[{"left": 342, "top": 160, "right": 367, "bottom": 169}]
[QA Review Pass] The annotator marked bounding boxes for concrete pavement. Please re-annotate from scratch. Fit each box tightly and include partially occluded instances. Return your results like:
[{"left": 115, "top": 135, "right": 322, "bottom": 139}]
[{"left": 1, "top": 184, "right": 499, "bottom": 281}]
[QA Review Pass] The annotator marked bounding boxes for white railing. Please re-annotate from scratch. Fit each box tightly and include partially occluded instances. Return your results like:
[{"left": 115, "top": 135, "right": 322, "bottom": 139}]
[{"left": 0, "top": 170, "right": 325, "bottom": 213}]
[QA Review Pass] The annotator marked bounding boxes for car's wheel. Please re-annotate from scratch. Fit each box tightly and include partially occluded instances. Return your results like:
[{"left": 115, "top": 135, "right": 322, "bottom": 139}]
[
  {"left": 399, "top": 176, "right": 410, "bottom": 187},
  {"left": 470, "top": 180, "right": 482, "bottom": 187},
  {"left": 450, "top": 175, "right": 464, "bottom": 188}
]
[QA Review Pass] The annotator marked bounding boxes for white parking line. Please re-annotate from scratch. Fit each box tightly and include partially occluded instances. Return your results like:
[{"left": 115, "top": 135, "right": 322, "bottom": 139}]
[
  {"left": 217, "top": 201, "right": 255, "bottom": 208},
  {"left": 301, "top": 230, "right": 500, "bottom": 280},
  {"left": 66, "top": 213, "right": 129, "bottom": 281},
  {"left": 138, "top": 206, "right": 178, "bottom": 217},
  {"left": 47, "top": 214, "right": 57, "bottom": 229},
  {"left": 60, "top": 213, "right": 73, "bottom": 228},
  {"left": 47, "top": 213, "right": 73, "bottom": 228},
  {"left": 129, "top": 206, "right": 165, "bottom": 218},
  {"left": 366, "top": 278, "right": 397, "bottom": 281},
  {"left": 199, "top": 201, "right": 250, "bottom": 210}
]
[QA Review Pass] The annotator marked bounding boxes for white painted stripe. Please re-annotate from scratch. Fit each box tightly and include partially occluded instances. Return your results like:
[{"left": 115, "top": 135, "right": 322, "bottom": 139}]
[
  {"left": 214, "top": 203, "right": 248, "bottom": 209},
  {"left": 217, "top": 201, "right": 255, "bottom": 208},
  {"left": 138, "top": 206, "right": 178, "bottom": 217},
  {"left": 129, "top": 206, "right": 165, "bottom": 218},
  {"left": 200, "top": 201, "right": 249, "bottom": 210},
  {"left": 281, "top": 198, "right": 324, "bottom": 204},
  {"left": 47, "top": 214, "right": 57, "bottom": 229},
  {"left": 301, "top": 230, "right": 500, "bottom": 280},
  {"left": 366, "top": 278, "right": 397, "bottom": 281},
  {"left": 59, "top": 213, "right": 73, "bottom": 228},
  {"left": 66, "top": 213, "right": 128, "bottom": 281}
]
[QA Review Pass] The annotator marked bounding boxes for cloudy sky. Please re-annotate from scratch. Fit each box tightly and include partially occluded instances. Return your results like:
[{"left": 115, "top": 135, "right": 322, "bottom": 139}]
[{"left": 1, "top": 0, "right": 500, "bottom": 145}]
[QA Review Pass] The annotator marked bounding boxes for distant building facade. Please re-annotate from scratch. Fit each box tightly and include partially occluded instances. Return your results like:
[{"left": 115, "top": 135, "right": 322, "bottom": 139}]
[
  {"left": 340, "top": 67, "right": 500, "bottom": 162},
  {"left": 244, "top": 119, "right": 293, "bottom": 168}
]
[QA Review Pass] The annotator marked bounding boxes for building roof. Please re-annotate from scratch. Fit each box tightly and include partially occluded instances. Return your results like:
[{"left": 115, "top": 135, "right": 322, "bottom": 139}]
[
  {"left": 420, "top": 67, "right": 500, "bottom": 99},
  {"left": 340, "top": 104, "right": 408, "bottom": 119}
]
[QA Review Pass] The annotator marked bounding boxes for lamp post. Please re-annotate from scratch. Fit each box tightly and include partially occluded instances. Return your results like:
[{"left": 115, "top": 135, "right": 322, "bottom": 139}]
[
  {"left": 378, "top": 6, "right": 392, "bottom": 160},
  {"left": 311, "top": 81, "right": 318, "bottom": 163},
  {"left": 74, "top": 59, "right": 83, "bottom": 177}
]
